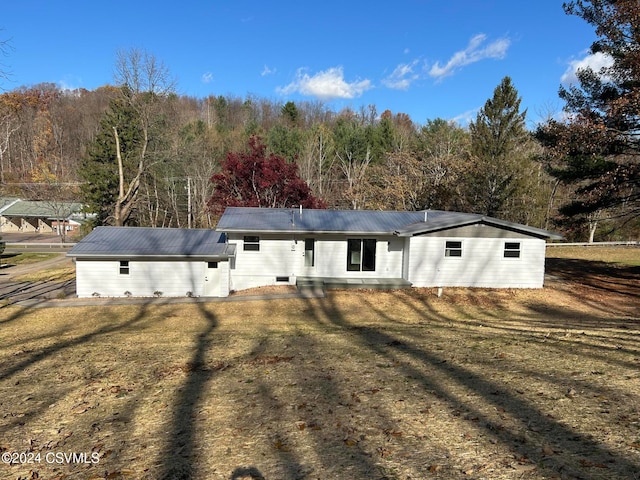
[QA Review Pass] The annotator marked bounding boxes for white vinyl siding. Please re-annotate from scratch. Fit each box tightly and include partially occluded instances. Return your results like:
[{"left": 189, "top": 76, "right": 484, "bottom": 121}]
[
  {"left": 407, "top": 236, "right": 546, "bottom": 288},
  {"left": 228, "top": 234, "right": 301, "bottom": 290},
  {"left": 227, "top": 233, "right": 404, "bottom": 291},
  {"left": 75, "top": 259, "right": 230, "bottom": 298}
]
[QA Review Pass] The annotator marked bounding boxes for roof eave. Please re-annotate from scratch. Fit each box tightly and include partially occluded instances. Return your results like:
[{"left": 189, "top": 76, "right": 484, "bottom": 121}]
[
  {"left": 217, "top": 227, "right": 395, "bottom": 236},
  {"left": 67, "top": 253, "right": 232, "bottom": 260},
  {"left": 396, "top": 217, "right": 563, "bottom": 240}
]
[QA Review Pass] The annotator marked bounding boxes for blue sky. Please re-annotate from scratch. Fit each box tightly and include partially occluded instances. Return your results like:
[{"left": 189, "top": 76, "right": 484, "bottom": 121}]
[{"left": 3, "top": 1, "right": 603, "bottom": 128}]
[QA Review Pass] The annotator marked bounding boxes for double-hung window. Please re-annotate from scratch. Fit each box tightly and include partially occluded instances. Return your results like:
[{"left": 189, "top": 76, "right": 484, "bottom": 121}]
[
  {"left": 444, "top": 241, "right": 463, "bottom": 257},
  {"left": 119, "top": 260, "right": 130, "bottom": 275},
  {"left": 347, "top": 239, "right": 376, "bottom": 271},
  {"left": 243, "top": 235, "right": 260, "bottom": 251},
  {"left": 504, "top": 242, "right": 521, "bottom": 258}
]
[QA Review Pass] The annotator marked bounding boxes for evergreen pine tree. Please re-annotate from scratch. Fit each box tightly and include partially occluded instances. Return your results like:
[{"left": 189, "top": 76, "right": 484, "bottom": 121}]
[{"left": 467, "top": 76, "right": 530, "bottom": 218}]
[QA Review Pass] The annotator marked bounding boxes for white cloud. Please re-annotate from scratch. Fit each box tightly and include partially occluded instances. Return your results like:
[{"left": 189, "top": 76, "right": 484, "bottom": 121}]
[
  {"left": 58, "top": 80, "right": 79, "bottom": 91},
  {"left": 277, "top": 67, "right": 372, "bottom": 100},
  {"left": 429, "top": 33, "right": 510, "bottom": 81},
  {"left": 201, "top": 72, "right": 213, "bottom": 84},
  {"left": 450, "top": 107, "right": 479, "bottom": 126},
  {"left": 57, "top": 74, "right": 83, "bottom": 92},
  {"left": 261, "top": 65, "right": 275, "bottom": 76},
  {"left": 561, "top": 51, "right": 614, "bottom": 85},
  {"left": 382, "top": 60, "right": 421, "bottom": 90}
]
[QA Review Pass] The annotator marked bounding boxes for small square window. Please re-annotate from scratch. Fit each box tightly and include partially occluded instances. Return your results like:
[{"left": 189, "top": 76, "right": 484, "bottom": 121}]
[
  {"left": 119, "top": 260, "right": 129, "bottom": 275},
  {"left": 243, "top": 235, "right": 260, "bottom": 251},
  {"left": 504, "top": 242, "right": 521, "bottom": 258},
  {"left": 208, "top": 261, "right": 218, "bottom": 269},
  {"left": 445, "top": 241, "right": 462, "bottom": 257}
]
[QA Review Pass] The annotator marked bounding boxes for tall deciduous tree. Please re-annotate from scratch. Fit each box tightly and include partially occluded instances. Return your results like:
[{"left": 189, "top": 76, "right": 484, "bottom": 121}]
[
  {"left": 111, "top": 48, "right": 175, "bottom": 226},
  {"left": 333, "top": 118, "right": 373, "bottom": 209},
  {"left": 364, "top": 152, "right": 426, "bottom": 211},
  {"left": 207, "top": 135, "right": 325, "bottom": 215},
  {"left": 299, "top": 123, "right": 336, "bottom": 201},
  {"left": 416, "top": 118, "right": 469, "bottom": 211},
  {"left": 80, "top": 49, "right": 175, "bottom": 226},
  {"left": 467, "top": 76, "right": 531, "bottom": 218},
  {"left": 0, "top": 94, "right": 20, "bottom": 183},
  {"left": 536, "top": 0, "right": 640, "bottom": 232}
]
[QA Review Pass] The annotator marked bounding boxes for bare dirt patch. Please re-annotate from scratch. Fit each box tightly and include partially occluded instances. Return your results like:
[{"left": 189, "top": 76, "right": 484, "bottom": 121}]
[
  {"left": 230, "top": 285, "right": 299, "bottom": 297},
  {"left": 0, "top": 249, "right": 638, "bottom": 479}
]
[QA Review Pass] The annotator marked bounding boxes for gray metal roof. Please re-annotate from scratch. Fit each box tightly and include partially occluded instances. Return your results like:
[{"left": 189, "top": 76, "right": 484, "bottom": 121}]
[
  {"left": 395, "top": 212, "right": 565, "bottom": 240},
  {"left": 216, "top": 207, "right": 431, "bottom": 234},
  {"left": 215, "top": 207, "right": 562, "bottom": 239},
  {"left": 67, "top": 226, "right": 235, "bottom": 258}
]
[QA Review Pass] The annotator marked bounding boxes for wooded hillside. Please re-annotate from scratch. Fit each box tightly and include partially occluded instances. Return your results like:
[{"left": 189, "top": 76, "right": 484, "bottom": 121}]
[{"left": 0, "top": 77, "right": 636, "bottom": 240}]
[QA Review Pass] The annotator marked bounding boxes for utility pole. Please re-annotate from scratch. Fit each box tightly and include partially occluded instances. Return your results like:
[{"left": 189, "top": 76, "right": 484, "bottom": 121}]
[{"left": 187, "top": 176, "right": 192, "bottom": 229}]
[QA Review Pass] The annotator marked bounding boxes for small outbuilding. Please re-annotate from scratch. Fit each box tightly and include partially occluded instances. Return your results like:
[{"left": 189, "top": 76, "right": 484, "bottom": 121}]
[{"left": 67, "top": 226, "right": 235, "bottom": 298}]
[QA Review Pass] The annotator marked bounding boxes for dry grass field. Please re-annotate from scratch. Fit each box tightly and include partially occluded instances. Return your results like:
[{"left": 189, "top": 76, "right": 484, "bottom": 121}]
[{"left": 0, "top": 247, "right": 638, "bottom": 479}]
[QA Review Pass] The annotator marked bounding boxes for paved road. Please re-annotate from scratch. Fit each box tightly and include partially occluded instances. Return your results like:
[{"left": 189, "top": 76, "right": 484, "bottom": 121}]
[{"left": 2, "top": 232, "right": 75, "bottom": 253}]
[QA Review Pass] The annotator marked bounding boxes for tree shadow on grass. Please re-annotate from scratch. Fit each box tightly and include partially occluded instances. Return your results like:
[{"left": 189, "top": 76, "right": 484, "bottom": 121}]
[
  {"left": 0, "top": 304, "right": 151, "bottom": 385},
  {"left": 304, "top": 290, "right": 640, "bottom": 479},
  {"left": 0, "top": 301, "right": 163, "bottom": 479},
  {"left": 546, "top": 257, "right": 640, "bottom": 298},
  {"left": 244, "top": 323, "right": 388, "bottom": 479},
  {"left": 157, "top": 301, "right": 219, "bottom": 480},
  {"left": 394, "top": 288, "right": 640, "bottom": 370}
]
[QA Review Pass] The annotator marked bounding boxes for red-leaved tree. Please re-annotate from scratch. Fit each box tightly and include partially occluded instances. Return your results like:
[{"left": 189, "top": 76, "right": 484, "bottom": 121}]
[{"left": 208, "top": 136, "right": 326, "bottom": 214}]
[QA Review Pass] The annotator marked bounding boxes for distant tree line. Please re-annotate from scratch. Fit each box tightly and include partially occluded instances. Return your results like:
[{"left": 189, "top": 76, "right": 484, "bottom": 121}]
[{"left": 0, "top": 0, "right": 638, "bottom": 241}]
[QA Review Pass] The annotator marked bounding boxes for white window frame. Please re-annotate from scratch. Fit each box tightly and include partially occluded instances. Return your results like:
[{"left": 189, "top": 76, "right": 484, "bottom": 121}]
[
  {"left": 347, "top": 238, "right": 377, "bottom": 272},
  {"left": 243, "top": 235, "right": 260, "bottom": 251},
  {"left": 119, "top": 260, "right": 130, "bottom": 275},
  {"left": 503, "top": 241, "right": 521, "bottom": 258},
  {"left": 444, "top": 240, "right": 463, "bottom": 258}
]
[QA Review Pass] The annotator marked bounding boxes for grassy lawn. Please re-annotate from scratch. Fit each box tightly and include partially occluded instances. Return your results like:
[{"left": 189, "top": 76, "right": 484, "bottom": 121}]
[
  {"left": 12, "top": 264, "right": 75, "bottom": 283},
  {"left": 0, "top": 249, "right": 638, "bottom": 479},
  {"left": 1, "top": 252, "right": 60, "bottom": 265},
  {"left": 546, "top": 245, "right": 640, "bottom": 266}
]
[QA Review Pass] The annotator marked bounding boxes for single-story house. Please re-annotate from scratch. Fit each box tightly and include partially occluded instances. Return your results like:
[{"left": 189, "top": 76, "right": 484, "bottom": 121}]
[
  {"left": 67, "top": 226, "right": 236, "bottom": 298},
  {"left": 216, "top": 207, "right": 562, "bottom": 292},
  {"left": 68, "top": 207, "right": 562, "bottom": 298}
]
